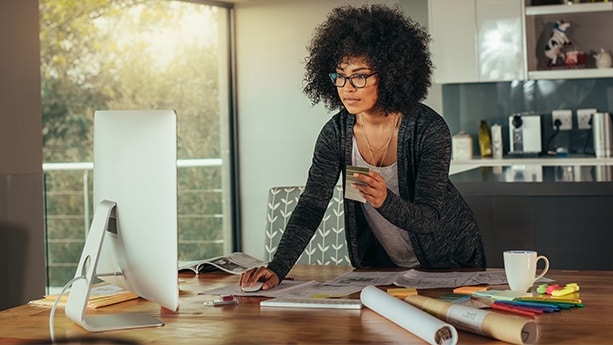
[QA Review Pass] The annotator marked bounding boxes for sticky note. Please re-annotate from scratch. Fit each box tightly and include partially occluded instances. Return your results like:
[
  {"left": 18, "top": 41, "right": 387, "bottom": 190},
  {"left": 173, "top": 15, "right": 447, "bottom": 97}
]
[
  {"left": 472, "top": 289, "right": 531, "bottom": 301},
  {"left": 387, "top": 288, "right": 417, "bottom": 298},
  {"left": 453, "top": 286, "right": 489, "bottom": 295}
]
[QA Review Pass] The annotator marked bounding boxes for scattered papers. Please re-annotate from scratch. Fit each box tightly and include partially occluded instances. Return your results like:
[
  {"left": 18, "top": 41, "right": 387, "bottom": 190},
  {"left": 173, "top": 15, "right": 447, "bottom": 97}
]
[
  {"left": 472, "top": 289, "right": 532, "bottom": 301},
  {"left": 394, "top": 269, "right": 553, "bottom": 289},
  {"left": 178, "top": 252, "right": 265, "bottom": 275},
  {"left": 280, "top": 282, "right": 363, "bottom": 299},
  {"left": 199, "top": 280, "right": 363, "bottom": 299},
  {"left": 200, "top": 279, "right": 312, "bottom": 297},
  {"left": 28, "top": 283, "right": 139, "bottom": 309},
  {"left": 200, "top": 270, "right": 401, "bottom": 300},
  {"left": 325, "top": 270, "right": 405, "bottom": 287}
]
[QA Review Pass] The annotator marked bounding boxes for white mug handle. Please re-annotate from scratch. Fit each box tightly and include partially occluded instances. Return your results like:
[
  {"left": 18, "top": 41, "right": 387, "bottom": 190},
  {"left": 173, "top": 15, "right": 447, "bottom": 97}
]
[{"left": 533, "top": 255, "right": 550, "bottom": 282}]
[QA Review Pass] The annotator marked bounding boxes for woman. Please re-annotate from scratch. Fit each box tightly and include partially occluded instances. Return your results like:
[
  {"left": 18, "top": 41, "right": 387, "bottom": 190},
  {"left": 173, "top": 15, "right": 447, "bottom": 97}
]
[{"left": 240, "top": 4, "right": 485, "bottom": 291}]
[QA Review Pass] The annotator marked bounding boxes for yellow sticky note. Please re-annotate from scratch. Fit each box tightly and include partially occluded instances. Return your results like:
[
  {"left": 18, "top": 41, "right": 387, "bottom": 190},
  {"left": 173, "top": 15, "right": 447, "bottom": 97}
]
[
  {"left": 387, "top": 288, "right": 417, "bottom": 298},
  {"left": 453, "top": 286, "right": 489, "bottom": 295}
]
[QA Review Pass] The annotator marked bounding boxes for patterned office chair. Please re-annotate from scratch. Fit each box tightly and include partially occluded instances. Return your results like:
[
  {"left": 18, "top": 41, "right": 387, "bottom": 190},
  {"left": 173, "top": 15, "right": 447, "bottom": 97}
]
[{"left": 264, "top": 185, "right": 350, "bottom": 265}]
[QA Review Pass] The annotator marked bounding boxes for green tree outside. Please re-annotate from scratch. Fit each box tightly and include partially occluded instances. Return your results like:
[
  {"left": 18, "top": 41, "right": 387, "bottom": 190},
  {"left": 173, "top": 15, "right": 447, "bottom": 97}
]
[{"left": 40, "top": 0, "right": 228, "bottom": 287}]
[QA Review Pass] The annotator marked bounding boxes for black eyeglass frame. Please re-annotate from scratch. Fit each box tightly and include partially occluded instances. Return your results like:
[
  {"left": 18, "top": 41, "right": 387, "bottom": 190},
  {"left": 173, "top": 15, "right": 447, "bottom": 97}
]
[{"left": 328, "top": 72, "right": 378, "bottom": 89}]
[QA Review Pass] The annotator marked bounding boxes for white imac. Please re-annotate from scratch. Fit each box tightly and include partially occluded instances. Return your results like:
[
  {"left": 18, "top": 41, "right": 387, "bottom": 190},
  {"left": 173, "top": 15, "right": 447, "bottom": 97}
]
[{"left": 64, "top": 110, "right": 179, "bottom": 332}]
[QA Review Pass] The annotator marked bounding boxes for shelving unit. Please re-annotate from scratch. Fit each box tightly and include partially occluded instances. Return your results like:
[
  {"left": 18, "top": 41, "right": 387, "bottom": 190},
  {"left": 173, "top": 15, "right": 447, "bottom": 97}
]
[
  {"left": 525, "top": 2, "right": 613, "bottom": 16},
  {"left": 524, "top": 1, "right": 613, "bottom": 80},
  {"left": 528, "top": 67, "right": 613, "bottom": 80}
]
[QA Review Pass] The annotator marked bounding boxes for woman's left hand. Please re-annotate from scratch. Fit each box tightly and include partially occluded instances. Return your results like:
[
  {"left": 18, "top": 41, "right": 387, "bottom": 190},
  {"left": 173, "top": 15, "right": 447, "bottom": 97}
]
[{"left": 352, "top": 170, "right": 387, "bottom": 208}]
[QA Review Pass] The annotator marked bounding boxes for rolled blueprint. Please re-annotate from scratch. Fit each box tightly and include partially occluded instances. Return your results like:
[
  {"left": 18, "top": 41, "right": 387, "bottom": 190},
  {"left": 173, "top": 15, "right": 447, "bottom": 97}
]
[
  {"left": 360, "top": 285, "right": 458, "bottom": 345},
  {"left": 405, "top": 295, "right": 540, "bottom": 345}
]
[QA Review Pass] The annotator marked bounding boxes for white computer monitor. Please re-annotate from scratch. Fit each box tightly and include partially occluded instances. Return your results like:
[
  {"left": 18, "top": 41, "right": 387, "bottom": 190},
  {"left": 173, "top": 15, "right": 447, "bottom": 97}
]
[{"left": 65, "top": 110, "right": 179, "bottom": 332}]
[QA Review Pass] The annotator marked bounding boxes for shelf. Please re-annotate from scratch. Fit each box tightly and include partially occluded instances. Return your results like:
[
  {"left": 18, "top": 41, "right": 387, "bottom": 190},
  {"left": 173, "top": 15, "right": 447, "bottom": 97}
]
[
  {"left": 452, "top": 156, "right": 613, "bottom": 166},
  {"left": 528, "top": 67, "right": 613, "bottom": 80},
  {"left": 526, "top": 2, "right": 613, "bottom": 16},
  {"left": 450, "top": 156, "right": 613, "bottom": 175}
]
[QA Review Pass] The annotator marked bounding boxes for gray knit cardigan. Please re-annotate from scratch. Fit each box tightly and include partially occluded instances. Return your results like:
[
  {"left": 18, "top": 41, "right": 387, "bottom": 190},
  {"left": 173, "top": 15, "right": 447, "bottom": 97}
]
[{"left": 267, "top": 103, "right": 486, "bottom": 280}]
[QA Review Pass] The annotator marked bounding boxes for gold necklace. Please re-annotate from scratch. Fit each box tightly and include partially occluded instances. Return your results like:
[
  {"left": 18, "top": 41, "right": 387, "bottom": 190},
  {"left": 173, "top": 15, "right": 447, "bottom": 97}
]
[{"left": 360, "top": 113, "right": 399, "bottom": 167}]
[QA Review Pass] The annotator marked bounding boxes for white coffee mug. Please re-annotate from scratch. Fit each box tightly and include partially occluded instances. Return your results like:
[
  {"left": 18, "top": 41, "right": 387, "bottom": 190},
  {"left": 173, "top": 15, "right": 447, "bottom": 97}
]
[{"left": 503, "top": 250, "right": 549, "bottom": 292}]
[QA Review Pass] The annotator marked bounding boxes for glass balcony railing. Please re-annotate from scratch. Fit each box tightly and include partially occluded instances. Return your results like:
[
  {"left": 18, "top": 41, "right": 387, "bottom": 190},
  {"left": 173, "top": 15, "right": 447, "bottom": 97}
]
[{"left": 42, "top": 159, "right": 227, "bottom": 290}]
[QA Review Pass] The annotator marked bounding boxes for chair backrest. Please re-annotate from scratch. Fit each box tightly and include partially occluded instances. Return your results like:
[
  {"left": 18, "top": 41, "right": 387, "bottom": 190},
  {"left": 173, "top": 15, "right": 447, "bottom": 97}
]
[{"left": 264, "top": 185, "right": 350, "bottom": 265}]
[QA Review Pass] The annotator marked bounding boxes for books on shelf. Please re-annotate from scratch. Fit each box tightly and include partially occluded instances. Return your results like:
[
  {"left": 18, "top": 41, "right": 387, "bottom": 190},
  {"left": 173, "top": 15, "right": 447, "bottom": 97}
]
[
  {"left": 28, "top": 283, "right": 139, "bottom": 309},
  {"left": 178, "top": 251, "right": 265, "bottom": 275}
]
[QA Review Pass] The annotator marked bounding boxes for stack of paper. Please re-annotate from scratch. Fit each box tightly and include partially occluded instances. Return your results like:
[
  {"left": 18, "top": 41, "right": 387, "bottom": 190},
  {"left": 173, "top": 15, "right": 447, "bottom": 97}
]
[{"left": 29, "top": 283, "right": 139, "bottom": 309}]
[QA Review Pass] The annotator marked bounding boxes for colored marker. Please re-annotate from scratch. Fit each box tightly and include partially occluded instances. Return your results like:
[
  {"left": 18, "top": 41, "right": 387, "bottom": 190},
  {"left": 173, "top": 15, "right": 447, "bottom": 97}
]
[{"left": 490, "top": 303, "right": 536, "bottom": 318}]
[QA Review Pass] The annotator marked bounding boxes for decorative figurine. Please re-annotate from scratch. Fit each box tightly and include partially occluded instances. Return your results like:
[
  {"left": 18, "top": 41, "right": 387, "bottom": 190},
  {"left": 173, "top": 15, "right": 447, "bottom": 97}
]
[
  {"left": 544, "top": 20, "right": 571, "bottom": 67},
  {"left": 564, "top": 50, "right": 586, "bottom": 68},
  {"left": 594, "top": 48, "right": 612, "bottom": 69}
]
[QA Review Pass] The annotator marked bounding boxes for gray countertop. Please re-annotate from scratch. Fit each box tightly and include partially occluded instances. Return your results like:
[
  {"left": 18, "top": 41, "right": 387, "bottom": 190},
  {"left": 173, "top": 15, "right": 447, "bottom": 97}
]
[
  {"left": 449, "top": 156, "right": 613, "bottom": 175},
  {"left": 450, "top": 165, "right": 613, "bottom": 196}
]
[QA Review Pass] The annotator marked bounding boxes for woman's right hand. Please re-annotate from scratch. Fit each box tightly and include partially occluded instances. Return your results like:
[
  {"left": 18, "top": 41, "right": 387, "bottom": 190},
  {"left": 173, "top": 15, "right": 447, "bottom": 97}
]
[{"left": 239, "top": 266, "right": 280, "bottom": 291}]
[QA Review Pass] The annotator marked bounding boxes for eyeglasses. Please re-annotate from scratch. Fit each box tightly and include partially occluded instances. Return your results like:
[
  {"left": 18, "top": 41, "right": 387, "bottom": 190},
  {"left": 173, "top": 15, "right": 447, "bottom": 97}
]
[{"left": 329, "top": 72, "right": 377, "bottom": 89}]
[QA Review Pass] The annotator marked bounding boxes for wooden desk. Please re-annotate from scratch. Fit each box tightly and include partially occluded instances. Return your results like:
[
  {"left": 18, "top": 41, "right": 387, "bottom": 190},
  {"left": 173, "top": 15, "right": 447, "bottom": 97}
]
[{"left": 1, "top": 266, "right": 612, "bottom": 344}]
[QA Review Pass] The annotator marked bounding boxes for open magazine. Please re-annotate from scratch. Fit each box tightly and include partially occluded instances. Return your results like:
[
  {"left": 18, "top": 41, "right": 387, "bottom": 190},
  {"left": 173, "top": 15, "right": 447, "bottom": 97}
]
[{"left": 178, "top": 252, "right": 266, "bottom": 275}]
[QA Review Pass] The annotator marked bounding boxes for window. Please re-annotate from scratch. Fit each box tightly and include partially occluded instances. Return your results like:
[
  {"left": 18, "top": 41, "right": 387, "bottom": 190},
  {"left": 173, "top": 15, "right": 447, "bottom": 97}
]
[{"left": 40, "top": 0, "right": 236, "bottom": 290}]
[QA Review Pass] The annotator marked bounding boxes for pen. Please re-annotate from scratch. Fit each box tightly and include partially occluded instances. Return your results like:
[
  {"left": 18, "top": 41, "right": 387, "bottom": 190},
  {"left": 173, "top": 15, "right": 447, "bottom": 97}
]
[
  {"left": 493, "top": 301, "right": 550, "bottom": 313},
  {"left": 516, "top": 295, "right": 582, "bottom": 304},
  {"left": 492, "top": 302, "right": 544, "bottom": 314},
  {"left": 202, "top": 295, "right": 239, "bottom": 306},
  {"left": 513, "top": 299, "right": 581, "bottom": 309},
  {"left": 496, "top": 300, "right": 559, "bottom": 312},
  {"left": 490, "top": 303, "right": 536, "bottom": 318}
]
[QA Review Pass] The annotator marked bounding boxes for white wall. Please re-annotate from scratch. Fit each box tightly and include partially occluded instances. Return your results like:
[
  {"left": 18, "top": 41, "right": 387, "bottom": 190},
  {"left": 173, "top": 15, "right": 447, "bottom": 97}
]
[{"left": 235, "top": 0, "right": 438, "bottom": 260}]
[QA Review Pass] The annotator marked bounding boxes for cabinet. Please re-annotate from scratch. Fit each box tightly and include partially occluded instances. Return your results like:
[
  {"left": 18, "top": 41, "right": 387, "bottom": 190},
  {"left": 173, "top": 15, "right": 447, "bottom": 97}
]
[
  {"left": 524, "top": 1, "right": 613, "bottom": 80},
  {"left": 451, "top": 165, "right": 613, "bottom": 270},
  {"left": 428, "top": 0, "right": 525, "bottom": 84},
  {"left": 429, "top": 1, "right": 613, "bottom": 83}
]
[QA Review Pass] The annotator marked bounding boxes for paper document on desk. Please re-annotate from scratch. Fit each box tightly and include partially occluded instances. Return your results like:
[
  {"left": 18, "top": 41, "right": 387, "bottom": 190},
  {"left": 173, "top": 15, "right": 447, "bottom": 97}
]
[
  {"left": 200, "top": 279, "right": 314, "bottom": 297},
  {"left": 394, "top": 269, "right": 553, "bottom": 289},
  {"left": 325, "top": 270, "right": 406, "bottom": 287},
  {"left": 200, "top": 280, "right": 362, "bottom": 299},
  {"left": 28, "top": 283, "right": 139, "bottom": 309},
  {"left": 178, "top": 252, "right": 265, "bottom": 275},
  {"left": 276, "top": 281, "right": 362, "bottom": 299}
]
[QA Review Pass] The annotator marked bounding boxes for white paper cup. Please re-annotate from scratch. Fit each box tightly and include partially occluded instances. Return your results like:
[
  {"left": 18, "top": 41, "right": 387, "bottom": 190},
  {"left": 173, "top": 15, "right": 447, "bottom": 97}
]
[{"left": 503, "top": 250, "right": 549, "bottom": 292}]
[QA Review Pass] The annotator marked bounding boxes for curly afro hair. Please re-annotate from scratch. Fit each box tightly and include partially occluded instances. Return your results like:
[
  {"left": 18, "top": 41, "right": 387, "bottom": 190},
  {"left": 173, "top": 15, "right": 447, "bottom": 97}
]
[{"left": 303, "top": 4, "right": 432, "bottom": 115}]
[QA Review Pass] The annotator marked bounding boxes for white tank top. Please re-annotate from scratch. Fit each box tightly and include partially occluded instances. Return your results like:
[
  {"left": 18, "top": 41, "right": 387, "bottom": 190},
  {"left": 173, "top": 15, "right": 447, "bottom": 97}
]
[{"left": 352, "top": 136, "right": 420, "bottom": 268}]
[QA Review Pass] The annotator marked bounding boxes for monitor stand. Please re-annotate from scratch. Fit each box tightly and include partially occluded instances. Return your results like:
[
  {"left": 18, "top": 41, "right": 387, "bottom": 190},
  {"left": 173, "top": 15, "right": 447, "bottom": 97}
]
[{"left": 64, "top": 200, "right": 164, "bottom": 332}]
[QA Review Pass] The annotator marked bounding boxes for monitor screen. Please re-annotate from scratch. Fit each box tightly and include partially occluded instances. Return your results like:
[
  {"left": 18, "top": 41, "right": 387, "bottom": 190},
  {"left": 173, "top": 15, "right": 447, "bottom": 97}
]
[{"left": 65, "top": 110, "right": 179, "bottom": 332}]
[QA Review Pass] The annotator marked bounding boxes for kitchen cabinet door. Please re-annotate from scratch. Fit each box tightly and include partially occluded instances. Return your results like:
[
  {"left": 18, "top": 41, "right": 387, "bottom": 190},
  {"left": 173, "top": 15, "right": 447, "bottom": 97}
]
[
  {"left": 428, "top": 0, "right": 478, "bottom": 84},
  {"left": 476, "top": 0, "right": 525, "bottom": 81},
  {"left": 428, "top": 0, "right": 525, "bottom": 83}
]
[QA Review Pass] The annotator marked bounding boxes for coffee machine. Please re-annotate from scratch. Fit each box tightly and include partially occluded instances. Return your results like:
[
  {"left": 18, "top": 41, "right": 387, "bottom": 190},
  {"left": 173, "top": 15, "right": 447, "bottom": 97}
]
[{"left": 508, "top": 113, "right": 542, "bottom": 156}]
